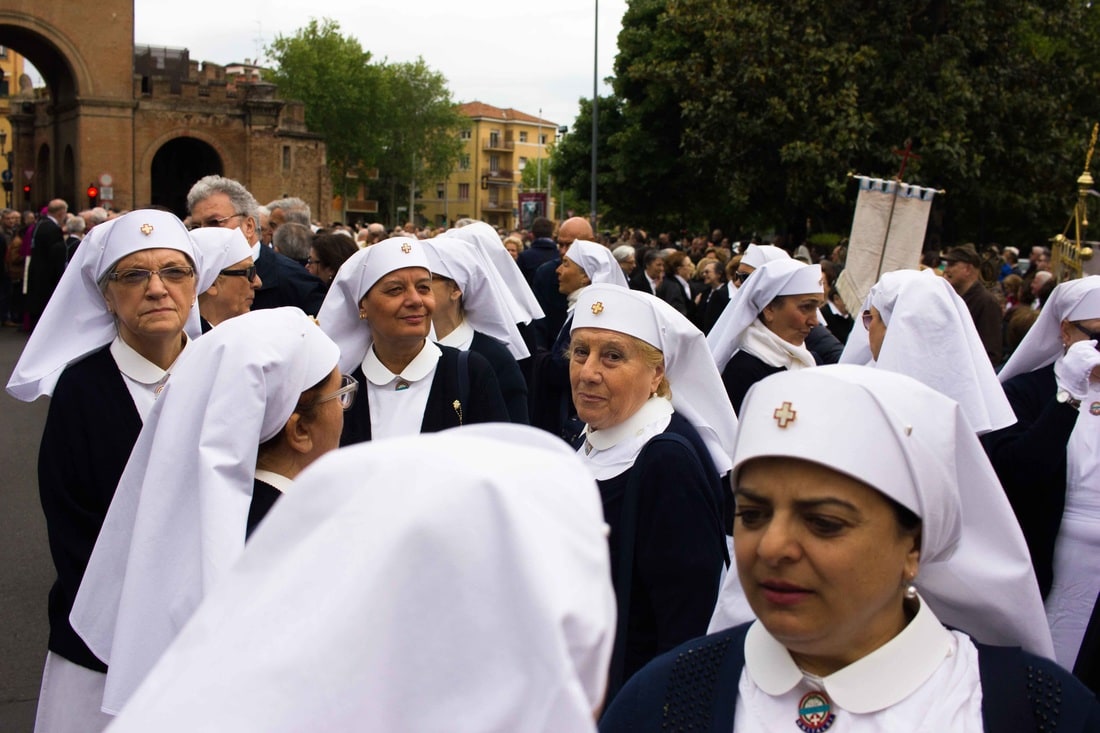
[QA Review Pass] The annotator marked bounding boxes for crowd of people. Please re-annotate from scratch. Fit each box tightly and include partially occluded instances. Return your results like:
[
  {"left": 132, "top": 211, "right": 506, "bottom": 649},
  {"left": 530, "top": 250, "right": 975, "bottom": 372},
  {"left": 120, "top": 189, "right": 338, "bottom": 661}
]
[{"left": 6, "top": 180, "right": 1100, "bottom": 731}]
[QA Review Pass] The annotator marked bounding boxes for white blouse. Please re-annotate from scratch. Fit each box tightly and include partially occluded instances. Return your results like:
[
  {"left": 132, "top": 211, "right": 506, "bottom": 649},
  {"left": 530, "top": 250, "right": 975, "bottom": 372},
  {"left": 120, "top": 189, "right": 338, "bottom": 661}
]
[
  {"left": 576, "top": 396, "right": 673, "bottom": 481},
  {"left": 362, "top": 340, "right": 441, "bottom": 439},
  {"left": 110, "top": 335, "right": 189, "bottom": 421},
  {"left": 735, "top": 599, "right": 984, "bottom": 732}
]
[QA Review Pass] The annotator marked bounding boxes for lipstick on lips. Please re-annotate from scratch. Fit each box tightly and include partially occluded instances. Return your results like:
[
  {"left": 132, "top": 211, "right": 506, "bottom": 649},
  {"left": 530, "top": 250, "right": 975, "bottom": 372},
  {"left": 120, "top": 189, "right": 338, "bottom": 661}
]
[{"left": 759, "top": 579, "right": 812, "bottom": 606}]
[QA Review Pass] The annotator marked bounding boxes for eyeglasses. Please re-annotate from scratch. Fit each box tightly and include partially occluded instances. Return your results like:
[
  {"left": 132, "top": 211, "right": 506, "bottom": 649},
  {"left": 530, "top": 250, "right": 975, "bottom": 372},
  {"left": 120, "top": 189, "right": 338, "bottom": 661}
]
[
  {"left": 734, "top": 270, "right": 752, "bottom": 283},
  {"left": 108, "top": 266, "right": 195, "bottom": 287},
  {"left": 220, "top": 265, "right": 258, "bottom": 282},
  {"left": 1072, "top": 322, "right": 1100, "bottom": 342},
  {"left": 301, "top": 373, "right": 358, "bottom": 411},
  {"left": 190, "top": 213, "right": 246, "bottom": 230},
  {"left": 306, "top": 258, "right": 323, "bottom": 266},
  {"left": 862, "top": 309, "right": 873, "bottom": 329}
]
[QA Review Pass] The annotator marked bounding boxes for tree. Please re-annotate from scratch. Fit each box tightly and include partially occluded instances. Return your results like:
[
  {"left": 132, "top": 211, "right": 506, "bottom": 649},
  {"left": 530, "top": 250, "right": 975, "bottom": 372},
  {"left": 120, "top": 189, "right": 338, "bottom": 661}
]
[
  {"left": 549, "top": 95, "right": 626, "bottom": 226},
  {"left": 608, "top": 0, "right": 1100, "bottom": 245},
  {"left": 267, "top": 19, "right": 385, "bottom": 208},
  {"left": 268, "top": 21, "right": 464, "bottom": 226},
  {"left": 371, "top": 59, "right": 465, "bottom": 225}
]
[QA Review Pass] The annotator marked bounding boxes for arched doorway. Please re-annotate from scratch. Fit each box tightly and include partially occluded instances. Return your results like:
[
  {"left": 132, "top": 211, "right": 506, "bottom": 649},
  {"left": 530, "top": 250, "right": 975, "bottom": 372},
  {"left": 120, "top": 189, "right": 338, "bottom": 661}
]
[{"left": 150, "top": 138, "right": 223, "bottom": 218}]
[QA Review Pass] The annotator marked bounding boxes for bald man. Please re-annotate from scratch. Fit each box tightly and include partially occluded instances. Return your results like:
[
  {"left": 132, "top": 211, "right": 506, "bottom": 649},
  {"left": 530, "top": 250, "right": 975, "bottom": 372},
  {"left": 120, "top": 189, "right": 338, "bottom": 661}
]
[{"left": 531, "top": 217, "right": 595, "bottom": 348}]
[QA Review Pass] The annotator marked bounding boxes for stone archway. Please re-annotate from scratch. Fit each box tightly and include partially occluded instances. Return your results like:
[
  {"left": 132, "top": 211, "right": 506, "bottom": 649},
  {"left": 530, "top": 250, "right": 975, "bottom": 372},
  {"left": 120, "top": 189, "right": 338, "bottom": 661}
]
[
  {"left": 149, "top": 138, "right": 223, "bottom": 219},
  {"left": 0, "top": 2, "right": 133, "bottom": 210}
]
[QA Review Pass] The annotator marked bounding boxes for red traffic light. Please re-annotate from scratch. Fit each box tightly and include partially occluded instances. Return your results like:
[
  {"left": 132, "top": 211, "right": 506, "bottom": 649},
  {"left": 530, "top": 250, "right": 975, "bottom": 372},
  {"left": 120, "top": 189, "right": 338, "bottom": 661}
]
[
  {"left": 22, "top": 184, "right": 30, "bottom": 194},
  {"left": 87, "top": 184, "right": 99, "bottom": 199}
]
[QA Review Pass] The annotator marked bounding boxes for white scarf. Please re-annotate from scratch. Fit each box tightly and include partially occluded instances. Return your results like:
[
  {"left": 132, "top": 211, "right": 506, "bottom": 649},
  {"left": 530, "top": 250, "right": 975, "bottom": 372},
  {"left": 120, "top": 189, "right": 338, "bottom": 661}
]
[{"left": 739, "top": 320, "right": 816, "bottom": 370}]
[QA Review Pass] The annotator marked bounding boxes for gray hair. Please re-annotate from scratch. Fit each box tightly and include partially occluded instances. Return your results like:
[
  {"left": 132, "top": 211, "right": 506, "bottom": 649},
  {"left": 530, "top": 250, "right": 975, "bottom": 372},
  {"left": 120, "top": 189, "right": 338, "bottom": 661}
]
[
  {"left": 272, "top": 222, "right": 313, "bottom": 261},
  {"left": 87, "top": 207, "right": 109, "bottom": 226},
  {"left": 266, "top": 197, "right": 312, "bottom": 226},
  {"left": 65, "top": 216, "right": 86, "bottom": 235},
  {"left": 452, "top": 218, "right": 477, "bottom": 228},
  {"left": 612, "top": 245, "right": 635, "bottom": 263},
  {"left": 187, "top": 175, "right": 261, "bottom": 230}
]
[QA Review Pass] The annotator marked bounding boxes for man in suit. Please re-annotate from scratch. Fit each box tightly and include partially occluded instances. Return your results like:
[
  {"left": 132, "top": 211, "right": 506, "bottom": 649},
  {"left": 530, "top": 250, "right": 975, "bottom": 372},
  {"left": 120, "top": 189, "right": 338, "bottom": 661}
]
[
  {"left": 25, "top": 198, "right": 68, "bottom": 330},
  {"left": 629, "top": 249, "right": 663, "bottom": 295},
  {"left": 187, "top": 176, "right": 325, "bottom": 315}
]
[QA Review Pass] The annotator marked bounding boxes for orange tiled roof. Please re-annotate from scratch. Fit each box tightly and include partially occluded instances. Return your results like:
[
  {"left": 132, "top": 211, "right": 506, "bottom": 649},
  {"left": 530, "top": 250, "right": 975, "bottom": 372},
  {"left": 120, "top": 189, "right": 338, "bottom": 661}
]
[{"left": 459, "top": 101, "right": 557, "bottom": 127}]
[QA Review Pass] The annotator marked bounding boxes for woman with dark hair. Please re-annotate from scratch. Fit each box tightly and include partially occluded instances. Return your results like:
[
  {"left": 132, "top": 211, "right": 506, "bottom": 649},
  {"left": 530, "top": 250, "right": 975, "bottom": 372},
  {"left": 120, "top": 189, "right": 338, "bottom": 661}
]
[
  {"left": 306, "top": 233, "right": 359, "bottom": 289},
  {"left": 318, "top": 237, "right": 508, "bottom": 444},
  {"left": 655, "top": 250, "right": 696, "bottom": 319},
  {"left": 604, "top": 366, "right": 1091, "bottom": 733}
]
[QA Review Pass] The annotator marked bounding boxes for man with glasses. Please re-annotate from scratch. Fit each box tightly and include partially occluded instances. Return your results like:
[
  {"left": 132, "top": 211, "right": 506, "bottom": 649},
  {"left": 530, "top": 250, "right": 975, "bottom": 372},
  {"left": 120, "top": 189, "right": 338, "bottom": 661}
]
[{"left": 186, "top": 175, "right": 324, "bottom": 315}]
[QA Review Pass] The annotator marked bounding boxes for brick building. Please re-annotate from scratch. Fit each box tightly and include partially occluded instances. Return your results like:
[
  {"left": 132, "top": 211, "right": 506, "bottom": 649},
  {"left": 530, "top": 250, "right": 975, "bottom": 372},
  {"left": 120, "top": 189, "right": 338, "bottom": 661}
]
[{"left": 0, "top": 1, "right": 329, "bottom": 219}]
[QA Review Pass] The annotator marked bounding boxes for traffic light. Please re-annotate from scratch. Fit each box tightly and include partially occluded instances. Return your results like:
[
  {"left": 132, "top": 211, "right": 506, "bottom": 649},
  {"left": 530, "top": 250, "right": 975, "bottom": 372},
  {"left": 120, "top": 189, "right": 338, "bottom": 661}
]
[
  {"left": 22, "top": 183, "right": 30, "bottom": 202},
  {"left": 87, "top": 183, "right": 99, "bottom": 207}
]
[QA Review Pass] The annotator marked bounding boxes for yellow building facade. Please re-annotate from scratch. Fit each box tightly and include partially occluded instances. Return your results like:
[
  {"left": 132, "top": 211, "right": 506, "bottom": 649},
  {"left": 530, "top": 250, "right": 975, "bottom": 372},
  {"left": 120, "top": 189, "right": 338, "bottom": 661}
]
[
  {"left": 0, "top": 44, "right": 25, "bottom": 208},
  {"left": 418, "top": 102, "right": 557, "bottom": 231}
]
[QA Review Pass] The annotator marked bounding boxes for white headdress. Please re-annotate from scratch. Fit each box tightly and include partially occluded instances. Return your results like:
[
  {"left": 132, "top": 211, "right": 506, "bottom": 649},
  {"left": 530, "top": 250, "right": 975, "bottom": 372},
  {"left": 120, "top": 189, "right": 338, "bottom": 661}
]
[
  {"left": 7, "top": 210, "right": 203, "bottom": 401},
  {"left": 448, "top": 220, "right": 545, "bottom": 323},
  {"left": 101, "top": 425, "right": 616, "bottom": 733},
  {"left": 422, "top": 236, "right": 530, "bottom": 359},
  {"left": 189, "top": 226, "right": 253, "bottom": 293},
  {"left": 572, "top": 284, "right": 738, "bottom": 474},
  {"left": 712, "top": 365, "right": 1052, "bottom": 657},
  {"left": 839, "top": 268, "right": 1015, "bottom": 434},
  {"left": 706, "top": 259, "right": 823, "bottom": 369},
  {"left": 70, "top": 308, "right": 340, "bottom": 714},
  {"left": 998, "top": 275, "right": 1100, "bottom": 382},
  {"left": 565, "top": 240, "right": 630, "bottom": 288},
  {"left": 317, "top": 237, "right": 431, "bottom": 373},
  {"left": 740, "top": 243, "right": 790, "bottom": 269}
]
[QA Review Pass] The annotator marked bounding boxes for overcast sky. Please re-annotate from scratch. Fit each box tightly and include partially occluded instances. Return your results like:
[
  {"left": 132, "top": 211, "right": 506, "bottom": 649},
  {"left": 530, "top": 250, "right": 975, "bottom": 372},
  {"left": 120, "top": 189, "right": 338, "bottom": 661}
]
[{"left": 127, "top": 0, "right": 629, "bottom": 131}]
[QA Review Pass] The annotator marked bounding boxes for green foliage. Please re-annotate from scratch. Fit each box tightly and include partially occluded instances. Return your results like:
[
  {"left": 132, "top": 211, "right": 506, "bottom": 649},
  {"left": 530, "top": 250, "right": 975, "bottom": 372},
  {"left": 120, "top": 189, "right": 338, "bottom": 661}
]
[
  {"left": 601, "top": 0, "right": 1100, "bottom": 245},
  {"left": 267, "top": 20, "right": 464, "bottom": 222}
]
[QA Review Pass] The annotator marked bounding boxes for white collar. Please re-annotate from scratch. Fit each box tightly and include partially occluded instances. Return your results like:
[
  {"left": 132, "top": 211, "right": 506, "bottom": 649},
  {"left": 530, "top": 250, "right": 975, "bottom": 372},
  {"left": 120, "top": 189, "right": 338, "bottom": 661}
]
[
  {"left": 826, "top": 300, "right": 847, "bottom": 317},
  {"left": 584, "top": 395, "right": 673, "bottom": 451},
  {"left": 110, "top": 334, "right": 188, "bottom": 385},
  {"left": 436, "top": 318, "right": 475, "bottom": 351},
  {"left": 566, "top": 284, "right": 586, "bottom": 312},
  {"left": 744, "top": 596, "right": 955, "bottom": 714},
  {"left": 362, "top": 340, "right": 442, "bottom": 387},
  {"left": 254, "top": 469, "right": 293, "bottom": 495}
]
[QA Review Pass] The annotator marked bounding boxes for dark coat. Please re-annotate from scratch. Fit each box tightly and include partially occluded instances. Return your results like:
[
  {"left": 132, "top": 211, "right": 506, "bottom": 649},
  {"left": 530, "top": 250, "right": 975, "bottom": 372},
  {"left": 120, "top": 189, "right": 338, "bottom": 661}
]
[
  {"left": 469, "top": 330, "right": 528, "bottom": 424},
  {"left": 698, "top": 285, "right": 730, "bottom": 335},
  {"left": 246, "top": 478, "right": 281, "bottom": 540},
  {"left": 981, "top": 364, "right": 1076, "bottom": 597},
  {"left": 720, "top": 350, "right": 786, "bottom": 416},
  {"left": 340, "top": 345, "right": 509, "bottom": 445},
  {"left": 531, "top": 257, "right": 566, "bottom": 353},
  {"left": 599, "top": 623, "right": 1100, "bottom": 732},
  {"left": 656, "top": 277, "right": 694, "bottom": 320},
  {"left": 39, "top": 345, "right": 142, "bottom": 671},
  {"left": 517, "top": 238, "right": 557, "bottom": 285},
  {"left": 596, "top": 413, "right": 726, "bottom": 698},
  {"left": 252, "top": 245, "right": 326, "bottom": 316},
  {"left": 26, "top": 216, "right": 66, "bottom": 325},
  {"left": 962, "top": 280, "right": 1004, "bottom": 365},
  {"left": 529, "top": 313, "right": 578, "bottom": 440}
]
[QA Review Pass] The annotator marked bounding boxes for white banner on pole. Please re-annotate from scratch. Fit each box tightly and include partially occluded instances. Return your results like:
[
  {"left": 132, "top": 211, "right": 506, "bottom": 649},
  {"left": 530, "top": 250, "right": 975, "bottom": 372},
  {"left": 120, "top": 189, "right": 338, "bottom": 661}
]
[{"left": 836, "top": 176, "right": 937, "bottom": 315}]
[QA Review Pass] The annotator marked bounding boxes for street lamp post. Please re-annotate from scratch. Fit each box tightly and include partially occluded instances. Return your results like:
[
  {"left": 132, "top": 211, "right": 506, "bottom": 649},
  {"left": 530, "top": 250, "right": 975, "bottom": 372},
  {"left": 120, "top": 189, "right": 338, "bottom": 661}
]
[
  {"left": 556, "top": 125, "right": 568, "bottom": 221},
  {"left": 591, "top": 0, "right": 599, "bottom": 229},
  {"left": 0, "top": 130, "right": 9, "bottom": 208}
]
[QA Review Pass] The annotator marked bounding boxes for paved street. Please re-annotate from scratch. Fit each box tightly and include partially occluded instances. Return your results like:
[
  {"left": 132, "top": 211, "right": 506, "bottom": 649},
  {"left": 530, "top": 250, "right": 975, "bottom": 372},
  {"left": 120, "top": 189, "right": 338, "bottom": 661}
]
[{"left": 0, "top": 326, "right": 51, "bottom": 732}]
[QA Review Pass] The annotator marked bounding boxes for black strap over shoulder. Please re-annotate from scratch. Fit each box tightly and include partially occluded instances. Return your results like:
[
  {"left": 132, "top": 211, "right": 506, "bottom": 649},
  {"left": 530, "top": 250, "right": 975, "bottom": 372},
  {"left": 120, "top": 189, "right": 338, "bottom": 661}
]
[{"left": 457, "top": 349, "right": 469, "bottom": 422}]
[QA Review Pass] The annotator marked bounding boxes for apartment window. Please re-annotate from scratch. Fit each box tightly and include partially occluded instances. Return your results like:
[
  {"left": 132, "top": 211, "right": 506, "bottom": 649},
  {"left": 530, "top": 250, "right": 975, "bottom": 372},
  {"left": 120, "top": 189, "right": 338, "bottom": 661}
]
[
  {"left": 436, "top": 183, "right": 445, "bottom": 199},
  {"left": 518, "top": 157, "right": 527, "bottom": 171},
  {"left": 539, "top": 134, "right": 547, "bottom": 145},
  {"left": 489, "top": 154, "right": 500, "bottom": 173},
  {"left": 458, "top": 183, "right": 470, "bottom": 200},
  {"left": 460, "top": 129, "right": 472, "bottom": 140},
  {"left": 459, "top": 154, "right": 470, "bottom": 171},
  {"left": 282, "top": 145, "right": 291, "bottom": 172},
  {"left": 519, "top": 131, "right": 528, "bottom": 143},
  {"left": 489, "top": 131, "right": 500, "bottom": 147}
]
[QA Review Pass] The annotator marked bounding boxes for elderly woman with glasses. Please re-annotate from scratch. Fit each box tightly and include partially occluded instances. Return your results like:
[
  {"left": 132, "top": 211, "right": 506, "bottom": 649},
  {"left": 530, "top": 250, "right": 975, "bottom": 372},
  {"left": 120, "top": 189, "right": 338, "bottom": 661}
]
[
  {"left": 71, "top": 308, "right": 349, "bottom": 717},
  {"left": 319, "top": 236, "right": 508, "bottom": 444},
  {"left": 602, "top": 366, "right": 1097, "bottom": 733},
  {"left": 7, "top": 210, "right": 201, "bottom": 733},
  {"left": 190, "top": 227, "right": 262, "bottom": 331},
  {"left": 707, "top": 258, "right": 825, "bottom": 415},
  {"left": 985, "top": 276, "right": 1100, "bottom": 671}
]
